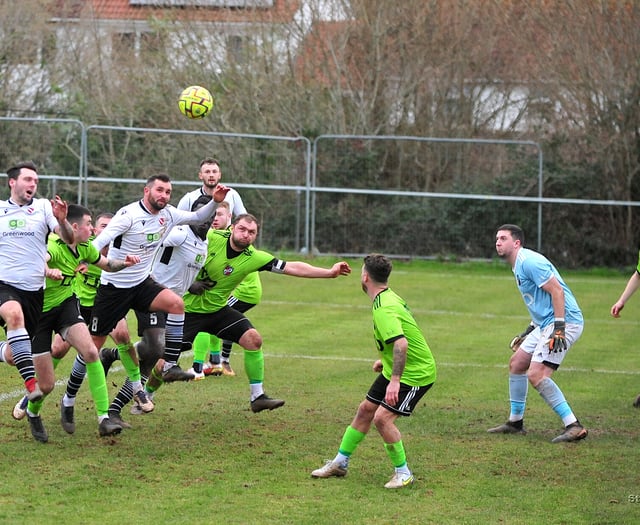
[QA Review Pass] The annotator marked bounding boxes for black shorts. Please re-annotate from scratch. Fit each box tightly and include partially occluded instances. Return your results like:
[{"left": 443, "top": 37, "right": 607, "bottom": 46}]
[
  {"left": 79, "top": 305, "right": 93, "bottom": 325},
  {"left": 90, "top": 277, "right": 166, "bottom": 337},
  {"left": 0, "top": 282, "right": 44, "bottom": 337},
  {"left": 134, "top": 310, "right": 167, "bottom": 336},
  {"left": 183, "top": 306, "right": 254, "bottom": 346},
  {"left": 227, "top": 296, "right": 256, "bottom": 314},
  {"left": 32, "top": 295, "right": 84, "bottom": 355},
  {"left": 365, "top": 374, "right": 434, "bottom": 417}
]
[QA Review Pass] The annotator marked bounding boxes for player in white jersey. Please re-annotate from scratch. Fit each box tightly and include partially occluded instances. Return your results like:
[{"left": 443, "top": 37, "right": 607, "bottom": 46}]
[
  {"left": 103, "top": 195, "right": 213, "bottom": 426},
  {"left": 0, "top": 161, "right": 74, "bottom": 404},
  {"left": 177, "top": 157, "right": 246, "bottom": 216},
  {"left": 89, "top": 174, "right": 228, "bottom": 413}
]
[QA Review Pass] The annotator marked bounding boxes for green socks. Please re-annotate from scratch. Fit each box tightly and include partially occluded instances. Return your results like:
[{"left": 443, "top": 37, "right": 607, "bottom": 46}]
[
  {"left": 86, "top": 360, "right": 110, "bottom": 417},
  {"left": 117, "top": 342, "right": 140, "bottom": 383},
  {"left": 384, "top": 440, "right": 407, "bottom": 468},
  {"left": 338, "top": 425, "right": 367, "bottom": 457},
  {"left": 243, "top": 349, "right": 264, "bottom": 384}
]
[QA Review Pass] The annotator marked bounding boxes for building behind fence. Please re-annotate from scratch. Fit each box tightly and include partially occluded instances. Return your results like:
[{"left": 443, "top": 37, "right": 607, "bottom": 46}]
[{"left": 1, "top": 117, "right": 639, "bottom": 268}]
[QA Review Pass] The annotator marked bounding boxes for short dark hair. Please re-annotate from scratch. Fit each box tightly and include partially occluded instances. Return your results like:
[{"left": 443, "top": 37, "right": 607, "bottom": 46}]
[
  {"left": 199, "top": 158, "right": 220, "bottom": 168},
  {"left": 67, "top": 203, "right": 92, "bottom": 224},
  {"left": 364, "top": 253, "right": 392, "bottom": 284},
  {"left": 146, "top": 173, "right": 171, "bottom": 186},
  {"left": 7, "top": 161, "right": 38, "bottom": 180},
  {"left": 232, "top": 213, "right": 259, "bottom": 229},
  {"left": 497, "top": 224, "right": 524, "bottom": 244},
  {"left": 95, "top": 212, "right": 114, "bottom": 222}
]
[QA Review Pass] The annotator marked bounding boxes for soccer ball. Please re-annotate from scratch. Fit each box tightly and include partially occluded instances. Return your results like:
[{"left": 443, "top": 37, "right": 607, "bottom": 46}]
[{"left": 178, "top": 85, "right": 214, "bottom": 119}]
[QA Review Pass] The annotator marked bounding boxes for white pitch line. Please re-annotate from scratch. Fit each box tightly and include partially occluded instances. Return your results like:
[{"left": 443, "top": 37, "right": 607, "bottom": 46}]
[
  {"left": 2, "top": 351, "right": 638, "bottom": 405},
  {"left": 262, "top": 353, "right": 640, "bottom": 376},
  {"left": 259, "top": 300, "right": 639, "bottom": 326}
]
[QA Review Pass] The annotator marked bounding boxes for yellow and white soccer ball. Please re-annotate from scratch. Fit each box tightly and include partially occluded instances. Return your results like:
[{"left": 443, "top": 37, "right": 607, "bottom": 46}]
[{"left": 178, "top": 85, "right": 214, "bottom": 119}]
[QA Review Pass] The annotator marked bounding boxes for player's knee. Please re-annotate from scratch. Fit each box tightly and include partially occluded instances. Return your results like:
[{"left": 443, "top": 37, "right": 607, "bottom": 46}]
[
  {"left": 354, "top": 399, "right": 376, "bottom": 423},
  {"left": 167, "top": 296, "right": 184, "bottom": 314},
  {"left": 508, "top": 353, "right": 530, "bottom": 374},
  {"left": 1, "top": 306, "right": 24, "bottom": 329},
  {"left": 40, "top": 379, "right": 56, "bottom": 395},
  {"left": 111, "top": 327, "right": 130, "bottom": 345},
  {"left": 372, "top": 409, "right": 393, "bottom": 431},
  {"left": 80, "top": 346, "right": 100, "bottom": 364},
  {"left": 50, "top": 339, "right": 70, "bottom": 360},
  {"left": 239, "top": 329, "right": 262, "bottom": 350},
  {"left": 527, "top": 367, "right": 548, "bottom": 387}
]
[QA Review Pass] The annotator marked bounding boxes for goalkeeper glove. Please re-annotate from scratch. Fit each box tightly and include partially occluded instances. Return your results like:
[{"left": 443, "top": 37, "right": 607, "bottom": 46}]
[
  {"left": 509, "top": 322, "right": 535, "bottom": 351},
  {"left": 548, "top": 320, "right": 567, "bottom": 353},
  {"left": 188, "top": 279, "right": 214, "bottom": 295}
]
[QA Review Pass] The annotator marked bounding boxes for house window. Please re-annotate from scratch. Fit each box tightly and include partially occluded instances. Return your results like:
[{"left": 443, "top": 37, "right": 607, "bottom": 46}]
[
  {"left": 112, "top": 32, "right": 136, "bottom": 61},
  {"left": 112, "top": 31, "right": 162, "bottom": 60},
  {"left": 227, "top": 35, "right": 247, "bottom": 64},
  {"left": 0, "top": 30, "right": 51, "bottom": 66}
]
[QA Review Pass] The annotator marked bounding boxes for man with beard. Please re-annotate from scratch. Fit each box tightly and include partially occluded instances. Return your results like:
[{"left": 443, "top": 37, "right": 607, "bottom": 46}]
[
  {"left": 102, "top": 194, "right": 214, "bottom": 427},
  {"left": 182, "top": 213, "right": 352, "bottom": 413},
  {"left": 0, "top": 161, "right": 74, "bottom": 405},
  {"left": 89, "top": 174, "right": 228, "bottom": 414},
  {"left": 178, "top": 157, "right": 246, "bottom": 217}
]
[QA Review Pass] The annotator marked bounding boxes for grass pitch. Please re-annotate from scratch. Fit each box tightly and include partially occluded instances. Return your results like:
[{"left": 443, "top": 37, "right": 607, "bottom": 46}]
[{"left": 0, "top": 258, "right": 638, "bottom": 524}]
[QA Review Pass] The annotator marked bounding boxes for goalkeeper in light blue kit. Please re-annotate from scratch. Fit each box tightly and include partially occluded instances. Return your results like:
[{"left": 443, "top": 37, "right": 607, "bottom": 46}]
[
  {"left": 311, "top": 254, "right": 437, "bottom": 489},
  {"left": 488, "top": 224, "right": 587, "bottom": 443}
]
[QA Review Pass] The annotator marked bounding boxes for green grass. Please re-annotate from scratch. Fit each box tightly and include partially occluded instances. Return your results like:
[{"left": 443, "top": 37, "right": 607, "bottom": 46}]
[{"left": 1, "top": 258, "right": 639, "bottom": 524}]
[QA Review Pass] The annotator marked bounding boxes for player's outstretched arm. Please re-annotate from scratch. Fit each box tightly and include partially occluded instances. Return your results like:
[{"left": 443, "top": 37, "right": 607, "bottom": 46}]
[
  {"left": 93, "top": 254, "right": 140, "bottom": 273},
  {"left": 51, "top": 195, "right": 74, "bottom": 245},
  {"left": 283, "top": 261, "right": 351, "bottom": 278},
  {"left": 611, "top": 271, "right": 640, "bottom": 318}
]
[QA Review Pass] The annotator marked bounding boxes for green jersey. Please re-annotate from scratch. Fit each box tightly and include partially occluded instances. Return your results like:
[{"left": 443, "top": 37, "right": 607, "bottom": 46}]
[
  {"left": 184, "top": 229, "right": 277, "bottom": 313},
  {"left": 373, "top": 288, "right": 437, "bottom": 387},
  {"left": 44, "top": 235, "right": 101, "bottom": 312},
  {"left": 233, "top": 271, "right": 262, "bottom": 304},
  {"left": 74, "top": 235, "right": 102, "bottom": 307}
]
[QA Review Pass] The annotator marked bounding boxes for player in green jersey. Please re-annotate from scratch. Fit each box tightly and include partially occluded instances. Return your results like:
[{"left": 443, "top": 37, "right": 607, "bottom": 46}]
[
  {"left": 311, "top": 254, "right": 437, "bottom": 489},
  {"left": 183, "top": 213, "right": 351, "bottom": 413},
  {"left": 191, "top": 202, "right": 263, "bottom": 378},
  {"left": 611, "top": 249, "right": 640, "bottom": 407},
  {"left": 3, "top": 204, "right": 139, "bottom": 441},
  {"left": 54, "top": 212, "right": 137, "bottom": 432}
]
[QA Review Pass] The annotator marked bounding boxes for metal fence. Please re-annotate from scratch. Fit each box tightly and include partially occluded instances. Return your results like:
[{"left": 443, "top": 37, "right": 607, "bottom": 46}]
[{"left": 1, "top": 117, "right": 640, "bottom": 267}]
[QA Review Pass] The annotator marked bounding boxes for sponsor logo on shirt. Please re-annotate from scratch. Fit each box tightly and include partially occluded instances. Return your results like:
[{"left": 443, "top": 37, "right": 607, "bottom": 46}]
[{"left": 9, "top": 219, "right": 26, "bottom": 229}]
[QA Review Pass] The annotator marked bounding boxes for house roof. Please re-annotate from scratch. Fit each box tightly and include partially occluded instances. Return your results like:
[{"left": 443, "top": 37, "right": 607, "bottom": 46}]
[{"left": 51, "top": 0, "right": 301, "bottom": 23}]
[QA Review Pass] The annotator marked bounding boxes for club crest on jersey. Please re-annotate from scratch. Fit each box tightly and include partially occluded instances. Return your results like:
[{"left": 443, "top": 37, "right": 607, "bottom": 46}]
[
  {"left": 223, "top": 265, "right": 234, "bottom": 276},
  {"left": 159, "top": 218, "right": 166, "bottom": 226}
]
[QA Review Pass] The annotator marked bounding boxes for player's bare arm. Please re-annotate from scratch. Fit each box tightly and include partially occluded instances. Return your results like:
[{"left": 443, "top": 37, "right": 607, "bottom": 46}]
[
  {"left": 386, "top": 337, "right": 408, "bottom": 405},
  {"left": 95, "top": 254, "right": 140, "bottom": 273},
  {"left": 283, "top": 261, "right": 351, "bottom": 278},
  {"left": 51, "top": 195, "right": 75, "bottom": 244}
]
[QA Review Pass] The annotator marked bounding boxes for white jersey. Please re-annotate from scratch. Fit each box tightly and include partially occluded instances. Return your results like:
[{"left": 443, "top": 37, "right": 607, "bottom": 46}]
[
  {"left": 0, "top": 197, "right": 60, "bottom": 291},
  {"left": 92, "top": 198, "right": 216, "bottom": 288},
  {"left": 151, "top": 225, "right": 207, "bottom": 296},
  {"left": 178, "top": 187, "right": 246, "bottom": 217}
]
